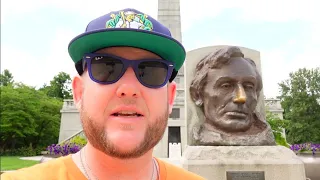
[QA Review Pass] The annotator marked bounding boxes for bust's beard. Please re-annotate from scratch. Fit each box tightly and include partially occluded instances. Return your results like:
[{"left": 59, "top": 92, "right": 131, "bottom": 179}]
[
  {"left": 204, "top": 113, "right": 255, "bottom": 134},
  {"left": 192, "top": 113, "right": 276, "bottom": 146}
]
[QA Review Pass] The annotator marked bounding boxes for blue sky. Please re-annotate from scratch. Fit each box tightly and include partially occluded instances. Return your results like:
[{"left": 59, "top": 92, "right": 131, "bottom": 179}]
[{"left": 1, "top": 0, "right": 319, "bottom": 98}]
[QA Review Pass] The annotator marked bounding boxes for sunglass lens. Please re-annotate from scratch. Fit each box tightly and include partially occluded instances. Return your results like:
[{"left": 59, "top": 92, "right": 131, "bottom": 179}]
[
  {"left": 138, "top": 61, "right": 168, "bottom": 86},
  {"left": 90, "top": 56, "right": 123, "bottom": 82}
]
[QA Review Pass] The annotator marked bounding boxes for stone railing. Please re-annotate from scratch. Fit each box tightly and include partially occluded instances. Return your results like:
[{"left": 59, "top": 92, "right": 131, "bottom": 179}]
[
  {"left": 62, "top": 99, "right": 76, "bottom": 109},
  {"left": 58, "top": 129, "right": 86, "bottom": 145},
  {"left": 265, "top": 99, "right": 284, "bottom": 112}
]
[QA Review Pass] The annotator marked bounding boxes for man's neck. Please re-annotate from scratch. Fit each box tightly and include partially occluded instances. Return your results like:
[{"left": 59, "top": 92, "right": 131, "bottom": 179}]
[{"left": 81, "top": 143, "right": 156, "bottom": 180}]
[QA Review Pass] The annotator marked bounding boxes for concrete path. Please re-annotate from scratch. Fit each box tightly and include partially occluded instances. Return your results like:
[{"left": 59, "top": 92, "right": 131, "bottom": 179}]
[{"left": 19, "top": 156, "right": 43, "bottom": 161}]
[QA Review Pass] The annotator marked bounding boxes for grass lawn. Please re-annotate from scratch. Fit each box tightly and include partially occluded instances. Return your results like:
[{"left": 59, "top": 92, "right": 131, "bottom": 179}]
[{"left": 1, "top": 156, "right": 40, "bottom": 171}]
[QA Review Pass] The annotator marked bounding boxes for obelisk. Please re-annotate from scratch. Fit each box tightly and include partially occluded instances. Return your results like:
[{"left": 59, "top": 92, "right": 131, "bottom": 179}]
[
  {"left": 158, "top": 0, "right": 182, "bottom": 42},
  {"left": 154, "top": 0, "right": 187, "bottom": 158}
]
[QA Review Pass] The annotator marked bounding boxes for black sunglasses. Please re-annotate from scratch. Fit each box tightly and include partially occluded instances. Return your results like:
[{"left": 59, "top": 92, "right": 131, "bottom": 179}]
[{"left": 82, "top": 53, "right": 175, "bottom": 88}]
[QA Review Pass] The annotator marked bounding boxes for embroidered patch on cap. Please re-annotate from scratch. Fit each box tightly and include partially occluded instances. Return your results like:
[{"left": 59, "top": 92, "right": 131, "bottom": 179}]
[{"left": 106, "top": 10, "right": 153, "bottom": 31}]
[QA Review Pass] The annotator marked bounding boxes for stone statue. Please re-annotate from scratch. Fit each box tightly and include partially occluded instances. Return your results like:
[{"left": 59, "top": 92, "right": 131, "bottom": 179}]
[{"left": 189, "top": 46, "right": 276, "bottom": 146}]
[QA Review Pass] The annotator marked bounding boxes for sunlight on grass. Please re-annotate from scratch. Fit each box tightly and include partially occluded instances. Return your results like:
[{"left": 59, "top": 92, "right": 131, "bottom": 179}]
[{"left": 1, "top": 156, "right": 40, "bottom": 171}]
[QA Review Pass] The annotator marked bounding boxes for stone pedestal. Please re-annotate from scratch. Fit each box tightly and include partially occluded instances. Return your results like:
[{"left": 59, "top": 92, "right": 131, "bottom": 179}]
[{"left": 182, "top": 146, "right": 306, "bottom": 180}]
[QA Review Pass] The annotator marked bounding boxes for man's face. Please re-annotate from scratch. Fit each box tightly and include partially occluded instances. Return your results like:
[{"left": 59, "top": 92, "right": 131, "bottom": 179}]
[
  {"left": 202, "top": 57, "right": 258, "bottom": 132},
  {"left": 72, "top": 47, "right": 176, "bottom": 159}
]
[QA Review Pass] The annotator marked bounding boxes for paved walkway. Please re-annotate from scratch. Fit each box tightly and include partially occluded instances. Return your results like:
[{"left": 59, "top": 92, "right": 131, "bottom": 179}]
[{"left": 20, "top": 156, "right": 44, "bottom": 161}]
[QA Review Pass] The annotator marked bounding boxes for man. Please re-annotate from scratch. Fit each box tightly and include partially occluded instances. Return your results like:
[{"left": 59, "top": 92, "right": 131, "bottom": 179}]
[
  {"left": 189, "top": 46, "right": 275, "bottom": 146},
  {"left": 1, "top": 8, "right": 204, "bottom": 180}
]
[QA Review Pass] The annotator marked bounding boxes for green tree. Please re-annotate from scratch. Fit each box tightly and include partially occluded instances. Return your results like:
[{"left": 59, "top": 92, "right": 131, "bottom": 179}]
[
  {"left": 0, "top": 83, "right": 62, "bottom": 151},
  {"left": 266, "top": 110, "right": 290, "bottom": 147},
  {"left": 40, "top": 72, "right": 73, "bottom": 100},
  {"left": 278, "top": 68, "right": 320, "bottom": 144},
  {"left": 27, "top": 90, "right": 62, "bottom": 148},
  {"left": 1, "top": 84, "right": 39, "bottom": 150},
  {"left": 0, "top": 69, "right": 14, "bottom": 86}
]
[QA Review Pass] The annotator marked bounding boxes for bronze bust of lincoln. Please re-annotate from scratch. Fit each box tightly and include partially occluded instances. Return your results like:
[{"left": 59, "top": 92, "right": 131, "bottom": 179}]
[{"left": 189, "top": 46, "right": 275, "bottom": 146}]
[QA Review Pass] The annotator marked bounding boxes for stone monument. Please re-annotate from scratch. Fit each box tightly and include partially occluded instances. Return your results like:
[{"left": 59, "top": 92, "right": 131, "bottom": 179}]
[{"left": 182, "top": 46, "right": 306, "bottom": 180}]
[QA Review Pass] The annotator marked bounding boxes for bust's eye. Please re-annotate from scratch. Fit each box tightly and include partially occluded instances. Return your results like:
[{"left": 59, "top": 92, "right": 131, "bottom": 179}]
[
  {"left": 244, "top": 83, "right": 254, "bottom": 90},
  {"left": 221, "top": 83, "right": 232, "bottom": 89}
]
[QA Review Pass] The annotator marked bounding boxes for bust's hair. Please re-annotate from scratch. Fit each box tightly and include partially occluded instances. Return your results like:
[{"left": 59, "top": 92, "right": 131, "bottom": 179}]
[{"left": 189, "top": 46, "right": 263, "bottom": 106}]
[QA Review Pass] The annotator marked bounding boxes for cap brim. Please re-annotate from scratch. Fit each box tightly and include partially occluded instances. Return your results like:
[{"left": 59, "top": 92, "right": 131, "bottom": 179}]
[{"left": 68, "top": 28, "right": 186, "bottom": 71}]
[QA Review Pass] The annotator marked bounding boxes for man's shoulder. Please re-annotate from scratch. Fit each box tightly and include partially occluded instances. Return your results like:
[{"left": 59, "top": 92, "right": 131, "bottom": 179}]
[
  {"left": 156, "top": 158, "right": 205, "bottom": 180},
  {"left": 1, "top": 155, "right": 72, "bottom": 180}
]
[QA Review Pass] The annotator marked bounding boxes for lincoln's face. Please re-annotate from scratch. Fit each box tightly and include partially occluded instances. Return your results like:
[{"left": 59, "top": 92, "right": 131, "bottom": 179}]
[{"left": 201, "top": 57, "right": 259, "bottom": 132}]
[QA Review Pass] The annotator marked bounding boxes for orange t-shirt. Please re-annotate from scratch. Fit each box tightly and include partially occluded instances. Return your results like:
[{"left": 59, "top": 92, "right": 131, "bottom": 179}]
[{"left": 1, "top": 155, "right": 205, "bottom": 180}]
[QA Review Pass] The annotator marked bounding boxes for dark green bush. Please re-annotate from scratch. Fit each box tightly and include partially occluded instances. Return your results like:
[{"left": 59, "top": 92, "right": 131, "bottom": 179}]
[{"left": 0, "top": 146, "right": 46, "bottom": 156}]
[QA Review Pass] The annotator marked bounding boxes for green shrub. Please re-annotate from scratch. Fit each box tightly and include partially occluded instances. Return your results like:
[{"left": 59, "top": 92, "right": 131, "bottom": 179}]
[
  {"left": 68, "top": 136, "right": 87, "bottom": 146},
  {"left": 0, "top": 145, "right": 46, "bottom": 156},
  {"left": 274, "top": 131, "right": 290, "bottom": 148},
  {"left": 266, "top": 110, "right": 290, "bottom": 148}
]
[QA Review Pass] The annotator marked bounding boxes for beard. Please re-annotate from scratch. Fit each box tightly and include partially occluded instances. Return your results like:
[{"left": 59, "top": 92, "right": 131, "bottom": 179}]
[{"left": 79, "top": 100, "right": 169, "bottom": 159}]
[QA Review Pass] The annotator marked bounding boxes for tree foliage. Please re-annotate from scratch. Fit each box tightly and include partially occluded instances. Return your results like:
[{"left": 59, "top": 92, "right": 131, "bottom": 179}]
[
  {"left": 0, "top": 69, "right": 14, "bottom": 86},
  {"left": 266, "top": 110, "right": 290, "bottom": 147},
  {"left": 0, "top": 83, "right": 62, "bottom": 151},
  {"left": 0, "top": 69, "right": 67, "bottom": 154},
  {"left": 278, "top": 68, "right": 320, "bottom": 144},
  {"left": 39, "top": 72, "right": 73, "bottom": 100}
]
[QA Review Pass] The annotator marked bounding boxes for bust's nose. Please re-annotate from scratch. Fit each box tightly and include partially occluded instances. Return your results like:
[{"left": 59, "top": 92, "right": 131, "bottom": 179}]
[{"left": 233, "top": 84, "right": 246, "bottom": 104}]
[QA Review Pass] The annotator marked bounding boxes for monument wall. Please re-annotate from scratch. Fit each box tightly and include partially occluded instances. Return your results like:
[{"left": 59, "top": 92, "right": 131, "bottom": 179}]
[{"left": 58, "top": 100, "right": 82, "bottom": 143}]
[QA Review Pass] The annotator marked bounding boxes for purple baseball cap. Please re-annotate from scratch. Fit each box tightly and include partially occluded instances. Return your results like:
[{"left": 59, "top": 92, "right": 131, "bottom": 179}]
[{"left": 68, "top": 8, "right": 186, "bottom": 80}]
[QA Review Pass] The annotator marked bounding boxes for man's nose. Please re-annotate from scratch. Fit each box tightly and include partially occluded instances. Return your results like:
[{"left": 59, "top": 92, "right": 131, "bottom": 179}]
[
  {"left": 233, "top": 84, "right": 246, "bottom": 104},
  {"left": 115, "top": 68, "right": 141, "bottom": 98}
]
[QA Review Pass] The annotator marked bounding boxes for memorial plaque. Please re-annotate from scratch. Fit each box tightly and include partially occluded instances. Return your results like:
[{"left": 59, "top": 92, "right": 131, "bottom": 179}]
[{"left": 226, "top": 171, "right": 265, "bottom": 180}]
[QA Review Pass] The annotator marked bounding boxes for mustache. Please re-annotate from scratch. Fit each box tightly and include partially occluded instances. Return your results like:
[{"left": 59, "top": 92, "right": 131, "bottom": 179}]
[
  {"left": 103, "top": 98, "right": 145, "bottom": 115},
  {"left": 110, "top": 98, "right": 140, "bottom": 106},
  {"left": 219, "top": 104, "right": 250, "bottom": 114}
]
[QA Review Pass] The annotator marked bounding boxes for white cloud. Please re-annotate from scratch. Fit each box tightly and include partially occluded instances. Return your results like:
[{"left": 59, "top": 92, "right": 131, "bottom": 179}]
[
  {"left": 184, "top": 37, "right": 244, "bottom": 51},
  {"left": 1, "top": 45, "right": 45, "bottom": 87},
  {"left": 49, "top": 0, "right": 159, "bottom": 22},
  {"left": 1, "top": 0, "right": 158, "bottom": 24},
  {"left": 288, "top": 49, "right": 320, "bottom": 73},
  {"left": 231, "top": 0, "right": 320, "bottom": 23},
  {"left": 1, "top": 28, "right": 79, "bottom": 88},
  {"left": 260, "top": 49, "right": 289, "bottom": 98},
  {"left": 284, "top": 23, "right": 320, "bottom": 73},
  {"left": 3, "top": 0, "right": 320, "bottom": 25},
  {"left": 41, "top": 28, "right": 79, "bottom": 83},
  {"left": 2, "top": 0, "right": 319, "bottom": 95},
  {"left": 3, "top": 0, "right": 319, "bottom": 31},
  {"left": 1, "top": 0, "right": 46, "bottom": 24},
  {"left": 180, "top": 0, "right": 241, "bottom": 32},
  {"left": 261, "top": 35, "right": 320, "bottom": 99},
  {"left": 308, "top": 23, "right": 320, "bottom": 46}
]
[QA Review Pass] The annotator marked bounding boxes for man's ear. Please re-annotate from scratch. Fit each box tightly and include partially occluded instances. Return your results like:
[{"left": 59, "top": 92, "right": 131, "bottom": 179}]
[
  {"left": 72, "top": 75, "right": 84, "bottom": 110},
  {"left": 189, "top": 86, "right": 203, "bottom": 106},
  {"left": 167, "top": 81, "right": 177, "bottom": 114}
]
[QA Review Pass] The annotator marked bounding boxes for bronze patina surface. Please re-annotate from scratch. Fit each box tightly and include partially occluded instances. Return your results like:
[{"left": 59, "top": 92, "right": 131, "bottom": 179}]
[{"left": 189, "top": 46, "right": 275, "bottom": 146}]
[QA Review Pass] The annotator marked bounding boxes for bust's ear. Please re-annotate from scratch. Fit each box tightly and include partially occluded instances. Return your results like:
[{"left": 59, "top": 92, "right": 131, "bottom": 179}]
[{"left": 189, "top": 86, "right": 203, "bottom": 106}]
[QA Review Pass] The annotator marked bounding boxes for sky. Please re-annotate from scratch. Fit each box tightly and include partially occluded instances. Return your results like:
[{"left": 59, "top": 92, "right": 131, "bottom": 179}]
[{"left": 1, "top": 0, "right": 320, "bottom": 98}]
